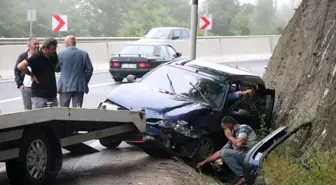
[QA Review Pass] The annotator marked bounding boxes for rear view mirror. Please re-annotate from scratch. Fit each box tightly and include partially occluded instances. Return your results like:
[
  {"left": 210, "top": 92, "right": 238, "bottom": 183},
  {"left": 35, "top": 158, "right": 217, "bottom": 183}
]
[
  {"left": 172, "top": 36, "right": 180, "bottom": 40},
  {"left": 126, "top": 74, "right": 136, "bottom": 83}
]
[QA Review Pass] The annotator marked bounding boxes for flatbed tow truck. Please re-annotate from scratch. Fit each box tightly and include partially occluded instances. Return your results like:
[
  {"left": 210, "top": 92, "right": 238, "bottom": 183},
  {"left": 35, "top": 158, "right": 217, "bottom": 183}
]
[{"left": 0, "top": 103, "right": 147, "bottom": 185}]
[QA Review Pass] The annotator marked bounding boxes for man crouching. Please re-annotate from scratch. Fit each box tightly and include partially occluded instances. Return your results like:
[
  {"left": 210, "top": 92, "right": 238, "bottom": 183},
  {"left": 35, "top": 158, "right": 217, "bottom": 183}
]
[{"left": 196, "top": 116, "right": 258, "bottom": 185}]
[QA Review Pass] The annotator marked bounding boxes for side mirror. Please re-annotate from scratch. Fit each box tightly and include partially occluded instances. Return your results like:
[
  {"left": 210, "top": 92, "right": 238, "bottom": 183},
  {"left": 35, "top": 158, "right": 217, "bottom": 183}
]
[
  {"left": 174, "top": 52, "right": 182, "bottom": 58},
  {"left": 126, "top": 74, "right": 136, "bottom": 83}
]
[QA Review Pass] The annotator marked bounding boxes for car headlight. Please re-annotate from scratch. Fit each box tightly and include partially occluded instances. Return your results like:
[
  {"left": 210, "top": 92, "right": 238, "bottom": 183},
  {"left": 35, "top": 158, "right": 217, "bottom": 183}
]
[
  {"left": 156, "top": 120, "right": 193, "bottom": 137},
  {"left": 99, "top": 101, "right": 120, "bottom": 110}
]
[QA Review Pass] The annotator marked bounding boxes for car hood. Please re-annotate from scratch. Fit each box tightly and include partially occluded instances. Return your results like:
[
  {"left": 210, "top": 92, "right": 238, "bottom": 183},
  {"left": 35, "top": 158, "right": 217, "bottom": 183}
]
[{"left": 106, "top": 82, "right": 210, "bottom": 122}]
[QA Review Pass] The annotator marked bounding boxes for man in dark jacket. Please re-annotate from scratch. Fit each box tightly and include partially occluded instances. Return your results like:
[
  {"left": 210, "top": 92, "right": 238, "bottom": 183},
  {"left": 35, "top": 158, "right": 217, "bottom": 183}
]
[
  {"left": 56, "top": 35, "right": 93, "bottom": 108},
  {"left": 14, "top": 37, "right": 40, "bottom": 110},
  {"left": 17, "top": 37, "right": 59, "bottom": 109}
]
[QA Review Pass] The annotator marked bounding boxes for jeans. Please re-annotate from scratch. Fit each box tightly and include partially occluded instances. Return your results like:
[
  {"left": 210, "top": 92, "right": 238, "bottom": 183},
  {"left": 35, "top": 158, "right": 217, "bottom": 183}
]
[
  {"left": 32, "top": 96, "right": 58, "bottom": 109},
  {"left": 20, "top": 86, "right": 32, "bottom": 110},
  {"left": 220, "top": 146, "right": 247, "bottom": 177}
]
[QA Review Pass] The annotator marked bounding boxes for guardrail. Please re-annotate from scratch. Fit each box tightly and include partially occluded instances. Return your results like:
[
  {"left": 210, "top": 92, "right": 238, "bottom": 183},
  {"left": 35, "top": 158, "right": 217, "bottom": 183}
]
[{"left": 0, "top": 35, "right": 281, "bottom": 45}]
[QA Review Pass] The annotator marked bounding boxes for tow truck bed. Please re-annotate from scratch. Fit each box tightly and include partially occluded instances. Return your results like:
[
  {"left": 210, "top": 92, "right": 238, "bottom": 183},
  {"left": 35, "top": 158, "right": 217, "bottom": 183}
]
[{"left": 0, "top": 107, "right": 147, "bottom": 185}]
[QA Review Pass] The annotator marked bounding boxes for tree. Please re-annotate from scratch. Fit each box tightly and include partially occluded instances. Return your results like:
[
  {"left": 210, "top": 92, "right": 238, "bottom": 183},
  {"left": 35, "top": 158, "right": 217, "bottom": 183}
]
[
  {"left": 263, "top": 0, "right": 336, "bottom": 149},
  {"left": 118, "top": 0, "right": 188, "bottom": 37}
]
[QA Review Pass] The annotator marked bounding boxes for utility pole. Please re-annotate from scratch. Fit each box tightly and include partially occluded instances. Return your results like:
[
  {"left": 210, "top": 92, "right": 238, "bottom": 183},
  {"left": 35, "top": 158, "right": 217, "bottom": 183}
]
[{"left": 190, "top": 0, "right": 198, "bottom": 60}]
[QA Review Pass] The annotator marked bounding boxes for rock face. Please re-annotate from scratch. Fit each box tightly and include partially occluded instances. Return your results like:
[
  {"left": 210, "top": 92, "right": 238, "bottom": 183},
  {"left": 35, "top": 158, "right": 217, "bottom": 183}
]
[{"left": 263, "top": 0, "right": 336, "bottom": 148}]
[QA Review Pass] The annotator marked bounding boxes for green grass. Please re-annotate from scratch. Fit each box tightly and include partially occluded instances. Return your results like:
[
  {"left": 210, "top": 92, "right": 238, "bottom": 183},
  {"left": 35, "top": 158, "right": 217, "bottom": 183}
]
[{"left": 257, "top": 147, "right": 336, "bottom": 185}]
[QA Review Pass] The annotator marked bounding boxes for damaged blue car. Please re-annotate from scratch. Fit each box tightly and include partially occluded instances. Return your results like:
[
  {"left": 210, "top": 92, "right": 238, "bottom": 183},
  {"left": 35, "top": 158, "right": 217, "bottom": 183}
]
[{"left": 98, "top": 59, "right": 275, "bottom": 167}]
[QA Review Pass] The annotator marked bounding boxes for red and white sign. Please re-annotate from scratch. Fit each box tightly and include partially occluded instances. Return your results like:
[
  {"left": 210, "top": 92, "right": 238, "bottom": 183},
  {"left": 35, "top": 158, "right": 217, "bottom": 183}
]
[
  {"left": 52, "top": 15, "right": 67, "bottom": 32},
  {"left": 200, "top": 15, "right": 212, "bottom": 30}
]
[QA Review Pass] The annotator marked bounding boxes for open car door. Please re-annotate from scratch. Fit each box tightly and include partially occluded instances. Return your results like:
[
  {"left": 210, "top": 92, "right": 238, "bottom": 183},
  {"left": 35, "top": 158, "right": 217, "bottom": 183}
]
[
  {"left": 243, "top": 121, "right": 312, "bottom": 185},
  {"left": 227, "top": 88, "right": 276, "bottom": 131}
]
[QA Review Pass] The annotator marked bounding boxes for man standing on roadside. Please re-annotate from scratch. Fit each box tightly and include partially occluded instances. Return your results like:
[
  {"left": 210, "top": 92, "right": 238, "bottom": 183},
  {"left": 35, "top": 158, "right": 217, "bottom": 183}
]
[
  {"left": 17, "top": 37, "right": 59, "bottom": 108},
  {"left": 56, "top": 35, "right": 93, "bottom": 108},
  {"left": 14, "top": 37, "right": 40, "bottom": 110}
]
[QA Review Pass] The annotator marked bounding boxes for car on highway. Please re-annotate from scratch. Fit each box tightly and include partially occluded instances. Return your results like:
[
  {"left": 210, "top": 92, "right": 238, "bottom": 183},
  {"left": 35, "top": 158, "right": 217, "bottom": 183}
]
[
  {"left": 109, "top": 43, "right": 183, "bottom": 82},
  {"left": 137, "top": 27, "right": 191, "bottom": 42},
  {"left": 101, "top": 59, "right": 276, "bottom": 167}
]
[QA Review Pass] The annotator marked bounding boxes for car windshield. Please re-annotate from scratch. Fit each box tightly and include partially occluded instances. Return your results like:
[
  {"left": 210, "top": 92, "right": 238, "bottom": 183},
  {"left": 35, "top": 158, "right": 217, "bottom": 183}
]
[
  {"left": 120, "top": 45, "right": 155, "bottom": 56},
  {"left": 139, "top": 65, "right": 228, "bottom": 108},
  {"left": 144, "top": 28, "right": 171, "bottom": 39}
]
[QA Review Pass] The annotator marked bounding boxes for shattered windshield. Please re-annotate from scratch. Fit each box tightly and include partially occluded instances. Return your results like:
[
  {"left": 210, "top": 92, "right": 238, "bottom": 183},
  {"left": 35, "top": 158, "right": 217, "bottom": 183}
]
[{"left": 139, "top": 65, "right": 228, "bottom": 108}]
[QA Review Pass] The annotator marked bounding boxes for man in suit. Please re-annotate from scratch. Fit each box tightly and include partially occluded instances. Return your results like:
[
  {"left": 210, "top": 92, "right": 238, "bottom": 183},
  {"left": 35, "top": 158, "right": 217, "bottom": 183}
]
[
  {"left": 56, "top": 35, "right": 94, "bottom": 108},
  {"left": 14, "top": 37, "right": 40, "bottom": 110}
]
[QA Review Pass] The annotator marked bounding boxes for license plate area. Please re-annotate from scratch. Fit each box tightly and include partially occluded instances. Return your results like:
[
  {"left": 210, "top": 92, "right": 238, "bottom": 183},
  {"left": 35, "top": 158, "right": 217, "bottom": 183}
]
[{"left": 121, "top": 63, "right": 137, "bottom": 68}]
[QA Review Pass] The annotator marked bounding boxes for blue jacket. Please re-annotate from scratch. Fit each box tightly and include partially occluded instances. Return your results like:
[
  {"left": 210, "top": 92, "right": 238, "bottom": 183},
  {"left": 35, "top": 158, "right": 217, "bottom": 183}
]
[{"left": 56, "top": 46, "right": 94, "bottom": 94}]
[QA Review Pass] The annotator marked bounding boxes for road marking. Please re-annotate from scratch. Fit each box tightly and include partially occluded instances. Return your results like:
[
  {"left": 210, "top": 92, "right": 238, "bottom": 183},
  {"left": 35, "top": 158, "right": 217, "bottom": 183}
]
[{"left": 0, "top": 82, "right": 115, "bottom": 104}]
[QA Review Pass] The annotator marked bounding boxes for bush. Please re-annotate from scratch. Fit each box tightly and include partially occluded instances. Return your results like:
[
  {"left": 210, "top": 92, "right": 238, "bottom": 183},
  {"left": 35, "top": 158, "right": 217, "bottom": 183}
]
[{"left": 257, "top": 146, "right": 336, "bottom": 185}]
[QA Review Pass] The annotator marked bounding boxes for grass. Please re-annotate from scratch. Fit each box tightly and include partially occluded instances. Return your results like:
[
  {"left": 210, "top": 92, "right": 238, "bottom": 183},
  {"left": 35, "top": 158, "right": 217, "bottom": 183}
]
[{"left": 257, "top": 145, "right": 336, "bottom": 185}]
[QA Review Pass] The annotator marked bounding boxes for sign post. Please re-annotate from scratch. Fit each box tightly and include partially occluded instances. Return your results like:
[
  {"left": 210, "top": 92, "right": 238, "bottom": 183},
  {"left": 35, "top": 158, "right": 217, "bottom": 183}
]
[
  {"left": 200, "top": 15, "right": 212, "bottom": 32},
  {"left": 27, "top": 9, "right": 36, "bottom": 38},
  {"left": 52, "top": 15, "right": 67, "bottom": 41}
]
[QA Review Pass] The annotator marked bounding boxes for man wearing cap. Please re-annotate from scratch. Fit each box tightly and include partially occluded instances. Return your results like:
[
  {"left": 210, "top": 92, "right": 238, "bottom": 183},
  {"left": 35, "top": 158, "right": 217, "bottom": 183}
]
[
  {"left": 17, "top": 37, "right": 59, "bottom": 108},
  {"left": 56, "top": 35, "right": 93, "bottom": 108},
  {"left": 14, "top": 37, "right": 40, "bottom": 110}
]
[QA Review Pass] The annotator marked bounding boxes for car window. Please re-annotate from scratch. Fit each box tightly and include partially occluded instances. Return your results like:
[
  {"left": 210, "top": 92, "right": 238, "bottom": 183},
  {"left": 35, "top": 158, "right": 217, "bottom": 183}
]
[
  {"left": 173, "top": 30, "right": 181, "bottom": 39},
  {"left": 166, "top": 46, "right": 177, "bottom": 57},
  {"left": 120, "top": 45, "right": 155, "bottom": 56},
  {"left": 180, "top": 30, "right": 190, "bottom": 39},
  {"left": 139, "top": 65, "right": 228, "bottom": 108},
  {"left": 144, "top": 28, "right": 172, "bottom": 39},
  {"left": 161, "top": 46, "right": 169, "bottom": 58}
]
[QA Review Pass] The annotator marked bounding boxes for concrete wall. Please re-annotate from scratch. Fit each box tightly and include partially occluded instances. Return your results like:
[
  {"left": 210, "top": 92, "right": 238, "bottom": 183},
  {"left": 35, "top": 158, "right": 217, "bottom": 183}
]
[{"left": 0, "top": 36, "right": 280, "bottom": 80}]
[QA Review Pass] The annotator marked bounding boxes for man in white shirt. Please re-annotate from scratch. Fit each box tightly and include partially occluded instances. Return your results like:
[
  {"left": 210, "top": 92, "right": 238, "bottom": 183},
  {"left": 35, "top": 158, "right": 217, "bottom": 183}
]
[{"left": 14, "top": 38, "right": 40, "bottom": 110}]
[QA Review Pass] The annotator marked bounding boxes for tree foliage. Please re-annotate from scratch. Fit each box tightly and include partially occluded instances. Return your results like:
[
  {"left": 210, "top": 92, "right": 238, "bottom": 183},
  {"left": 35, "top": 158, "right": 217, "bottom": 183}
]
[{"left": 0, "top": 0, "right": 300, "bottom": 37}]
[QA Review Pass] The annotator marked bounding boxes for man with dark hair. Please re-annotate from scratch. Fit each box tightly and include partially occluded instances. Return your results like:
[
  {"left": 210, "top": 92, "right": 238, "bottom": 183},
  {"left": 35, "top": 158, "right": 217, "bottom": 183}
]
[
  {"left": 17, "top": 37, "right": 59, "bottom": 108},
  {"left": 14, "top": 37, "right": 40, "bottom": 110},
  {"left": 196, "top": 116, "right": 258, "bottom": 185}
]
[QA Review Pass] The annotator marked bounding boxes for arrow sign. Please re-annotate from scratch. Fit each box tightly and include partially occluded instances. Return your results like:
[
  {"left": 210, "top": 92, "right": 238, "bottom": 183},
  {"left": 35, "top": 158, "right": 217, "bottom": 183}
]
[
  {"left": 52, "top": 15, "right": 67, "bottom": 32},
  {"left": 200, "top": 15, "right": 212, "bottom": 30}
]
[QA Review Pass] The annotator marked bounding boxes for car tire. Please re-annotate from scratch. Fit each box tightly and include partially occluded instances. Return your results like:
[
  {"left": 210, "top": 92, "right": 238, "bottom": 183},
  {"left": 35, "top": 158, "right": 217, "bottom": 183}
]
[
  {"left": 113, "top": 77, "right": 123, "bottom": 82},
  {"left": 99, "top": 138, "right": 122, "bottom": 149},
  {"left": 6, "top": 128, "right": 58, "bottom": 185}
]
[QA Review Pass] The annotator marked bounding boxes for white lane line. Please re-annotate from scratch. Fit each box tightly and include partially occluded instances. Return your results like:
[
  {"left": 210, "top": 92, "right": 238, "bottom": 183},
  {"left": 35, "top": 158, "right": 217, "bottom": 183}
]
[
  {"left": 0, "top": 82, "right": 115, "bottom": 104},
  {"left": 0, "top": 140, "right": 101, "bottom": 172}
]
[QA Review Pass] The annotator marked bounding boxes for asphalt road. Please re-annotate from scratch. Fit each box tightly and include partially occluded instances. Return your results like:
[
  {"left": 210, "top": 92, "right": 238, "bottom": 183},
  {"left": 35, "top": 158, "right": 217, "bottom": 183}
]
[{"left": 0, "top": 59, "right": 268, "bottom": 184}]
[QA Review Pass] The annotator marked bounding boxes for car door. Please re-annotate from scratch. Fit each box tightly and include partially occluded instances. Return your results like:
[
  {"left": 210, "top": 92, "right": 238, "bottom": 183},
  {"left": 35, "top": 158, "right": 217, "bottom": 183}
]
[
  {"left": 226, "top": 80, "right": 276, "bottom": 132},
  {"left": 243, "top": 122, "right": 312, "bottom": 185}
]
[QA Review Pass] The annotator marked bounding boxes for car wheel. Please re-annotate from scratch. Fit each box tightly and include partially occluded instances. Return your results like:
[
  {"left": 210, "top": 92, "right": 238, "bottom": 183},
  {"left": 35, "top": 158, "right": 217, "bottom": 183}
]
[
  {"left": 192, "top": 137, "right": 216, "bottom": 170},
  {"left": 113, "top": 77, "right": 123, "bottom": 82},
  {"left": 6, "top": 129, "right": 58, "bottom": 185},
  {"left": 99, "top": 138, "right": 122, "bottom": 149}
]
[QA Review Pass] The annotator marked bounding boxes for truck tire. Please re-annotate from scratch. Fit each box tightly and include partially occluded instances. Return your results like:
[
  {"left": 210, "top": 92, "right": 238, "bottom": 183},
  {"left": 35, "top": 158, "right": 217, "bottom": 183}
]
[
  {"left": 99, "top": 138, "right": 122, "bottom": 149},
  {"left": 6, "top": 128, "right": 59, "bottom": 185},
  {"left": 113, "top": 77, "right": 123, "bottom": 82}
]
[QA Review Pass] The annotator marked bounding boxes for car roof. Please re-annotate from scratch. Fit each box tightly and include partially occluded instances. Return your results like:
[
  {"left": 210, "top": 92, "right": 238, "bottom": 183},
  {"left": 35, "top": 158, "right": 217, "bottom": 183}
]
[
  {"left": 151, "top": 27, "right": 189, "bottom": 30},
  {"left": 127, "top": 42, "right": 172, "bottom": 47},
  {"left": 168, "top": 59, "right": 263, "bottom": 82}
]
